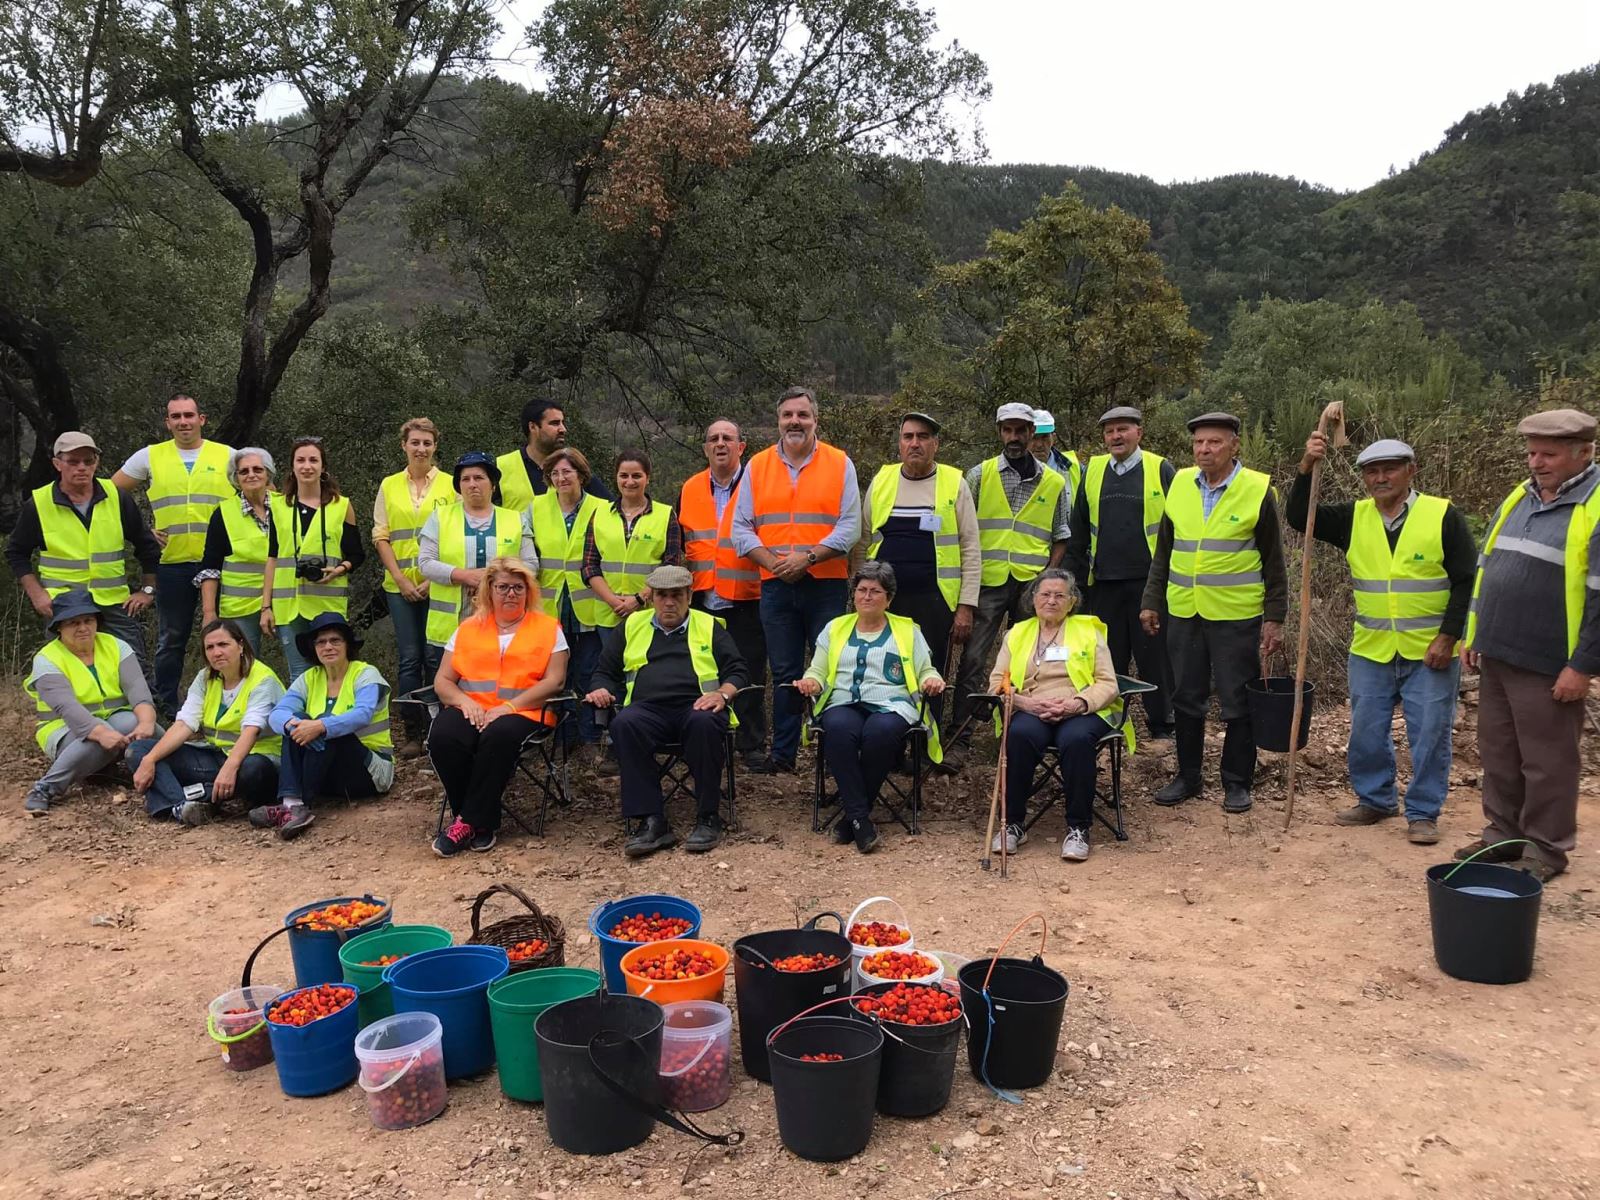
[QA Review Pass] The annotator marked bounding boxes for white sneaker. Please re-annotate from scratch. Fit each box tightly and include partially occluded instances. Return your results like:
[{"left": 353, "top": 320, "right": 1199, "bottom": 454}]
[
  {"left": 1061, "top": 827, "right": 1090, "bottom": 862},
  {"left": 990, "top": 824, "right": 1026, "bottom": 855}
]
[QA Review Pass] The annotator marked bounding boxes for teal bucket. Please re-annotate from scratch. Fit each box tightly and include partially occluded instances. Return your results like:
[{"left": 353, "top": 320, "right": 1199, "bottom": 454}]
[
  {"left": 488, "top": 967, "right": 603, "bottom": 1101},
  {"left": 340, "top": 925, "right": 454, "bottom": 1029}
]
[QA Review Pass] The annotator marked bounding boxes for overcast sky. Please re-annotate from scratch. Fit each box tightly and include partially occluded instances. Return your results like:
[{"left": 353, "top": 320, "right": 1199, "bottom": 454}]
[{"left": 480, "top": 0, "right": 1599, "bottom": 193}]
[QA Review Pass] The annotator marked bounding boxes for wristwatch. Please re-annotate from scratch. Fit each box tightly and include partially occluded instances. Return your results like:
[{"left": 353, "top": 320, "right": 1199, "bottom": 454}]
[
  {"left": 805, "top": 550, "right": 817, "bottom": 566},
  {"left": 139, "top": 585, "right": 155, "bottom": 596}
]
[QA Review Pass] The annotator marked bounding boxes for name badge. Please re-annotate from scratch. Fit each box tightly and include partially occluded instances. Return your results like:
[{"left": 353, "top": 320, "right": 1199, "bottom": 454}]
[
  {"left": 1044, "top": 645, "right": 1070, "bottom": 662},
  {"left": 918, "top": 512, "right": 942, "bottom": 532}
]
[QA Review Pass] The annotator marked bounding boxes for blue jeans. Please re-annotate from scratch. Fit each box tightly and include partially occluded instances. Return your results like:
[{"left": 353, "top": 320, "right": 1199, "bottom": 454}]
[
  {"left": 223, "top": 611, "right": 263, "bottom": 654},
  {"left": 567, "top": 629, "right": 603, "bottom": 745},
  {"left": 761, "top": 575, "right": 848, "bottom": 763},
  {"left": 279, "top": 734, "right": 381, "bottom": 802},
  {"left": 126, "top": 738, "right": 278, "bottom": 816},
  {"left": 155, "top": 561, "right": 202, "bottom": 710},
  {"left": 1346, "top": 652, "right": 1461, "bottom": 821},
  {"left": 385, "top": 591, "right": 440, "bottom": 737},
  {"left": 277, "top": 617, "right": 313, "bottom": 683}
]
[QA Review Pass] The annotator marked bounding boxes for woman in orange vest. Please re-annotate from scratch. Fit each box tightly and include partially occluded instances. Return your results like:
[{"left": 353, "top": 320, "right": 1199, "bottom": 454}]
[{"left": 428, "top": 557, "right": 568, "bottom": 856}]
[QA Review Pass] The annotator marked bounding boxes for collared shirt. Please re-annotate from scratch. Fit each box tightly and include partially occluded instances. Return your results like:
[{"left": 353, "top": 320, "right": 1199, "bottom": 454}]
[
  {"left": 580, "top": 498, "right": 684, "bottom": 583},
  {"left": 6, "top": 479, "right": 162, "bottom": 582},
  {"left": 1527, "top": 464, "right": 1599, "bottom": 511},
  {"left": 652, "top": 613, "right": 690, "bottom": 637},
  {"left": 963, "top": 455, "right": 1073, "bottom": 542},
  {"left": 371, "top": 466, "right": 441, "bottom": 542},
  {"left": 1110, "top": 448, "right": 1143, "bottom": 476},
  {"left": 1383, "top": 490, "right": 1420, "bottom": 532},
  {"left": 730, "top": 442, "right": 862, "bottom": 558},
  {"left": 1195, "top": 459, "right": 1243, "bottom": 520},
  {"left": 702, "top": 467, "right": 742, "bottom": 612}
]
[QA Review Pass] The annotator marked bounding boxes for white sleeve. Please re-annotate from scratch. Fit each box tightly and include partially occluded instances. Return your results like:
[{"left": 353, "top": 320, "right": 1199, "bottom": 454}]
[
  {"left": 174, "top": 672, "right": 209, "bottom": 729},
  {"left": 242, "top": 676, "right": 284, "bottom": 730},
  {"left": 554, "top": 626, "right": 569, "bottom": 654},
  {"left": 118, "top": 446, "right": 153, "bottom": 481},
  {"left": 445, "top": 628, "right": 459, "bottom": 652}
]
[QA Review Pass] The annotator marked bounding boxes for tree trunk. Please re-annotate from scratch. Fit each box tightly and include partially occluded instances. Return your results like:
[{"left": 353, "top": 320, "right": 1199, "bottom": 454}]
[{"left": 0, "top": 302, "right": 82, "bottom": 494}]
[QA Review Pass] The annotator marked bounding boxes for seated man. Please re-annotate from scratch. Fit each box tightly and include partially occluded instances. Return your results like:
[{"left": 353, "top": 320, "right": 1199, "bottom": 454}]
[{"left": 585, "top": 565, "right": 747, "bottom": 858}]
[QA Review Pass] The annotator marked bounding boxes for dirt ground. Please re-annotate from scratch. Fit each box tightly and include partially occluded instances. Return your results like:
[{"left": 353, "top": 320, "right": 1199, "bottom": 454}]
[{"left": 0, "top": 695, "right": 1596, "bottom": 1200}]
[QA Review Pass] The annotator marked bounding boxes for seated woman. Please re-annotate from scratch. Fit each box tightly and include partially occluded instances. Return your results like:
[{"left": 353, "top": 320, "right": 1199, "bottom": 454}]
[
  {"left": 428, "top": 557, "right": 568, "bottom": 857},
  {"left": 795, "top": 562, "right": 943, "bottom": 855},
  {"left": 250, "top": 613, "right": 394, "bottom": 840},
  {"left": 22, "top": 591, "right": 159, "bottom": 816},
  {"left": 987, "top": 568, "right": 1125, "bottom": 863},
  {"left": 126, "top": 619, "right": 284, "bottom": 826}
]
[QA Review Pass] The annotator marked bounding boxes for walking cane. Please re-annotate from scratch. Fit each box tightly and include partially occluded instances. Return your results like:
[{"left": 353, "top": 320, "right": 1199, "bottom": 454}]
[
  {"left": 1283, "top": 401, "right": 1346, "bottom": 830},
  {"left": 980, "top": 688, "right": 1014, "bottom": 873}
]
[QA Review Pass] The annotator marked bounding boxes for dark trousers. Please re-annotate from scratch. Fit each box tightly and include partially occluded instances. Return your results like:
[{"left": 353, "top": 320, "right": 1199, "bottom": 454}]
[
  {"left": 126, "top": 739, "right": 278, "bottom": 816},
  {"left": 761, "top": 576, "right": 848, "bottom": 762},
  {"left": 279, "top": 734, "right": 382, "bottom": 801},
  {"left": 820, "top": 702, "right": 911, "bottom": 821},
  {"left": 154, "top": 561, "right": 202, "bottom": 711},
  {"left": 1088, "top": 578, "right": 1173, "bottom": 735},
  {"left": 427, "top": 705, "right": 544, "bottom": 831},
  {"left": 720, "top": 599, "right": 768, "bottom": 756},
  {"left": 951, "top": 577, "right": 1032, "bottom": 743},
  {"left": 610, "top": 702, "right": 728, "bottom": 820},
  {"left": 1005, "top": 711, "right": 1103, "bottom": 827},
  {"left": 386, "top": 591, "right": 440, "bottom": 738},
  {"left": 559, "top": 593, "right": 603, "bottom": 746},
  {"left": 888, "top": 584, "right": 954, "bottom": 728},
  {"left": 1478, "top": 656, "right": 1585, "bottom": 871},
  {"left": 1167, "top": 614, "right": 1260, "bottom": 788}
]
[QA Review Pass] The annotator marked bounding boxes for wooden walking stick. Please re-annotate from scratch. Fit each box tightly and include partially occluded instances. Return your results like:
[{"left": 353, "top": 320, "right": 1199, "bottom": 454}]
[
  {"left": 980, "top": 688, "right": 1015, "bottom": 872},
  {"left": 1283, "top": 400, "right": 1347, "bottom": 830}
]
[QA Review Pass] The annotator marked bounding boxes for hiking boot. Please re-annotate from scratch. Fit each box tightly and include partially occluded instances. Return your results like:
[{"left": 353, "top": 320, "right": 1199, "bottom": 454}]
[
  {"left": 741, "top": 751, "right": 769, "bottom": 772},
  {"left": 748, "top": 755, "right": 796, "bottom": 776},
  {"left": 596, "top": 750, "right": 621, "bottom": 779},
  {"left": 625, "top": 815, "right": 678, "bottom": 858},
  {"left": 831, "top": 819, "right": 855, "bottom": 845},
  {"left": 433, "top": 818, "right": 475, "bottom": 858},
  {"left": 1153, "top": 774, "right": 1201, "bottom": 806},
  {"left": 1336, "top": 804, "right": 1397, "bottom": 826},
  {"left": 1513, "top": 856, "right": 1563, "bottom": 883},
  {"left": 1407, "top": 819, "right": 1440, "bottom": 845},
  {"left": 1452, "top": 838, "right": 1522, "bottom": 863},
  {"left": 1061, "top": 827, "right": 1090, "bottom": 862},
  {"left": 1222, "top": 783, "right": 1253, "bottom": 814},
  {"left": 175, "top": 800, "right": 214, "bottom": 827},
  {"left": 396, "top": 737, "right": 426, "bottom": 761},
  {"left": 685, "top": 815, "right": 725, "bottom": 854},
  {"left": 852, "top": 816, "right": 880, "bottom": 855},
  {"left": 24, "top": 791, "right": 50, "bottom": 817},
  {"left": 991, "top": 823, "right": 1026, "bottom": 855},
  {"left": 934, "top": 743, "right": 967, "bottom": 775}
]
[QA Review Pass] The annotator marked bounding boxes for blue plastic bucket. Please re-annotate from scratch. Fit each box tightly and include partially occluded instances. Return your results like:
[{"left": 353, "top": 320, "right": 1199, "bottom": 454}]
[
  {"left": 589, "top": 894, "right": 702, "bottom": 994},
  {"left": 265, "top": 984, "right": 361, "bottom": 1097},
  {"left": 285, "top": 895, "right": 392, "bottom": 988},
  {"left": 384, "top": 945, "right": 510, "bottom": 1079}
]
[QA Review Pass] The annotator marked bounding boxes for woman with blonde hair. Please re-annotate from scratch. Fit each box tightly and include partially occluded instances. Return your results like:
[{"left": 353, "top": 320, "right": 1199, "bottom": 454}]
[{"left": 427, "top": 557, "right": 568, "bottom": 856}]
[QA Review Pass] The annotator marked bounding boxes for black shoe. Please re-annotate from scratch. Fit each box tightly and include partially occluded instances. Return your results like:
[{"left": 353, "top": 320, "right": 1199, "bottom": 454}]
[
  {"left": 471, "top": 827, "right": 498, "bottom": 852},
  {"left": 852, "top": 816, "right": 880, "bottom": 855},
  {"left": 1222, "top": 783, "right": 1253, "bottom": 813},
  {"left": 741, "top": 751, "right": 769, "bottom": 771},
  {"left": 624, "top": 815, "right": 678, "bottom": 858},
  {"left": 831, "top": 818, "right": 854, "bottom": 845},
  {"left": 748, "top": 756, "right": 796, "bottom": 776},
  {"left": 934, "top": 743, "right": 967, "bottom": 775},
  {"left": 684, "top": 815, "right": 724, "bottom": 853},
  {"left": 1153, "top": 775, "right": 1201, "bottom": 806}
]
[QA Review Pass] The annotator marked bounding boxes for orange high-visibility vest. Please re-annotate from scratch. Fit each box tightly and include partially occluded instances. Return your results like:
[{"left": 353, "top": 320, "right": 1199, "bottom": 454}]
[
  {"left": 449, "top": 610, "right": 562, "bottom": 725},
  {"left": 745, "top": 443, "right": 849, "bottom": 581},
  {"left": 681, "top": 467, "right": 762, "bottom": 601}
]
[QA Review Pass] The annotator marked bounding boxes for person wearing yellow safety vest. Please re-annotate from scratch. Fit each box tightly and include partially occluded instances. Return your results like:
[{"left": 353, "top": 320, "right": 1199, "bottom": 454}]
[
  {"left": 126, "top": 618, "right": 284, "bottom": 826},
  {"left": 254, "top": 614, "right": 394, "bottom": 840},
  {"left": 373, "top": 418, "right": 454, "bottom": 757},
  {"left": 1141, "top": 412, "right": 1288, "bottom": 814},
  {"left": 797, "top": 562, "right": 945, "bottom": 855},
  {"left": 22, "top": 591, "right": 160, "bottom": 816},
  {"left": 1064, "top": 406, "right": 1177, "bottom": 741},
  {"left": 196, "top": 448, "right": 277, "bottom": 654},
  {"left": 112, "top": 395, "right": 235, "bottom": 714},
  {"left": 586, "top": 566, "right": 748, "bottom": 859},
  {"left": 853, "top": 413, "right": 980, "bottom": 740},
  {"left": 1288, "top": 434, "right": 1476, "bottom": 848},
  {"left": 1029, "top": 409, "right": 1083, "bottom": 508},
  {"left": 8, "top": 431, "right": 159, "bottom": 675},
  {"left": 495, "top": 397, "right": 614, "bottom": 510},
  {"left": 259, "top": 437, "right": 365, "bottom": 682},
  {"left": 987, "top": 569, "right": 1122, "bottom": 863},
  {"left": 531, "top": 448, "right": 608, "bottom": 749},
  {"left": 1457, "top": 408, "right": 1600, "bottom": 883},
  {"left": 947, "top": 403, "right": 1072, "bottom": 772}
]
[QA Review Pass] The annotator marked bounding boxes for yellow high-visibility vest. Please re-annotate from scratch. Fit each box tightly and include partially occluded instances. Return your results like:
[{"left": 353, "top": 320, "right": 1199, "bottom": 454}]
[
  {"left": 865, "top": 463, "right": 964, "bottom": 612},
  {"left": 1083, "top": 452, "right": 1168, "bottom": 586},
  {"left": 31, "top": 482, "right": 130, "bottom": 604},
  {"left": 1164, "top": 466, "right": 1269, "bottom": 621},
  {"left": 147, "top": 440, "right": 233, "bottom": 563},
  {"left": 218, "top": 500, "right": 269, "bottom": 618},
  {"left": 199, "top": 658, "right": 284, "bottom": 758},
  {"left": 813, "top": 611, "right": 939, "bottom": 762},
  {"left": 425, "top": 504, "right": 524, "bottom": 647},
  {"left": 26, "top": 633, "right": 131, "bottom": 750},
  {"left": 378, "top": 470, "right": 454, "bottom": 594},
  {"left": 1002, "top": 615, "right": 1131, "bottom": 753},
  {"left": 531, "top": 491, "right": 604, "bottom": 624},
  {"left": 975, "top": 458, "right": 1064, "bottom": 587},
  {"left": 302, "top": 661, "right": 392, "bottom": 755},
  {"left": 619, "top": 608, "right": 736, "bottom": 729},
  {"left": 268, "top": 494, "right": 352, "bottom": 623},
  {"left": 1467, "top": 483, "right": 1600, "bottom": 655},
  {"left": 1346, "top": 494, "right": 1451, "bottom": 662},
  {"left": 589, "top": 501, "right": 672, "bottom": 628}
]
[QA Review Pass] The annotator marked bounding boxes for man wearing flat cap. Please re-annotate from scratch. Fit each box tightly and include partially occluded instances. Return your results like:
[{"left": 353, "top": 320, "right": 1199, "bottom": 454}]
[
  {"left": 1458, "top": 408, "right": 1600, "bottom": 882},
  {"left": 587, "top": 564, "right": 748, "bottom": 858},
  {"left": 1066, "top": 405, "right": 1177, "bottom": 741},
  {"left": 1142, "top": 412, "right": 1288, "bottom": 812},
  {"left": 1290, "top": 432, "right": 1475, "bottom": 845}
]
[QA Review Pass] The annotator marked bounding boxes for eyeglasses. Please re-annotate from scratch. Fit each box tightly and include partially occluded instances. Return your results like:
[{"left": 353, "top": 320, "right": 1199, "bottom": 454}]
[
  {"left": 492, "top": 583, "right": 528, "bottom": 596},
  {"left": 855, "top": 585, "right": 888, "bottom": 598}
]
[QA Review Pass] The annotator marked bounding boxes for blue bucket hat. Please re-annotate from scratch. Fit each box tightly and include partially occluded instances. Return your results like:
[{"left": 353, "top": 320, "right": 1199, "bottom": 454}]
[
  {"left": 48, "top": 590, "right": 103, "bottom": 633},
  {"left": 452, "top": 451, "right": 504, "bottom": 504}
]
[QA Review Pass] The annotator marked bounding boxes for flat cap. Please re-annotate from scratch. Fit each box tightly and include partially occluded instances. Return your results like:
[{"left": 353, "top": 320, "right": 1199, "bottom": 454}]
[
  {"left": 1099, "top": 405, "right": 1143, "bottom": 425},
  {"left": 1031, "top": 409, "right": 1056, "bottom": 434},
  {"left": 1355, "top": 438, "right": 1415, "bottom": 467},
  {"left": 647, "top": 564, "right": 694, "bottom": 591},
  {"left": 53, "top": 431, "right": 100, "bottom": 455},
  {"left": 900, "top": 411, "right": 942, "bottom": 435},
  {"left": 1186, "top": 411, "right": 1241, "bottom": 434},
  {"left": 1518, "top": 408, "right": 1596, "bottom": 441},
  {"left": 995, "top": 402, "right": 1037, "bottom": 424}
]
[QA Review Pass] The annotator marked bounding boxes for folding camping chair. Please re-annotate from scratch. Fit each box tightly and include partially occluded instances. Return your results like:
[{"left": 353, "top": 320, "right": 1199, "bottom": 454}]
[
  {"left": 590, "top": 691, "right": 754, "bottom": 831},
  {"left": 800, "top": 688, "right": 935, "bottom": 835}
]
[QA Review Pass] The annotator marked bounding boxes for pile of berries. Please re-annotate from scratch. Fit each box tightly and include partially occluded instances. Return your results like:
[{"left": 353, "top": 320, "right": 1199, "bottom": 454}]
[
  {"left": 506, "top": 939, "right": 548, "bottom": 963},
  {"left": 771, "top": 952, "right": 843, "bottom": 973},
  {"left": 358, "top": 953, "right": 405, "bottom": 967},
  {"left": 660, "top": 1038, "right": 731, "bottom": 1111},
  {"left": 295, "top": 900, "right": 385, "bottom": 931},
  {"left": 853, "top": 982, "right": 961, "bottom": 1025},
  {"left": 609, "top": 913, "right": 694, "bottom": 942},
  {"left": 798, "top": 1052, "right": 844, "bottom": 1063},
  {"left": 362, "top": 1042, "right": 447, "bottom": 1130},
  {"left": 859, "top": 950, "right": 939, "bottom": 981},
  {"left": 217, "top": 1007, "right": 274, "bottom": 1071},
  {"left": 267, "top": 984, "right": 356, "bottom": 1027},
  {"left": 631, "top": 947, "right": 719, "bottom": 981},
  {"left": 848, "top": 920, "right": 910, "bottom": 948}
]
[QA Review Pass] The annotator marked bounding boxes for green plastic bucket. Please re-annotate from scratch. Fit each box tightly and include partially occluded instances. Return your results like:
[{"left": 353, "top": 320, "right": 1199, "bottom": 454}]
[
  {"left": 487, "top": 967, "right": 602, "bottom": 1101},
  {"left": 340, "top": 925, "right": 454, "bottom": 1029}
]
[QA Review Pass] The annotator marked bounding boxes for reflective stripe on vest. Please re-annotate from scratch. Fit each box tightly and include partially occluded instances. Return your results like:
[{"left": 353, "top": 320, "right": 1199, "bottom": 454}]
[
  {"left": 496, "top": 450, "right": 537, "bottom": 513},
  {"left": 449, "top": 610, "right": 561, "bottom": 725},
  {"left": 531, "top": 491, "right": 604, "bottom": 624},
  {"left": 379, "top": 470, "right": 455, "bottom": 593},
  {"left": 218, "top": 500, "right": 269, "bottom": 618},
  {"left": 269, "top": 494, "right": 351, "bottom": 624},
  {"left": 1001, "top": 615, "right": 1130, "bottom": 753},
  {"left": 1164, "top": 466, "right": 1269, "bottom": 620},
  {"left": 26, "top": 633, "right": 131, "bottom": 750},
  {"left": 975, "top": 457, "right": 1065, "bottom": 587},
  {"left": 813, "top": 611, "right": 939, "bottom": 762},
  {"left": 1083, "top": 452, "right": 1167, "bottom": 587},
  {"left": 619, "top": 608, "right": 735, "bottom": 728},
  {"left": 1346, "top": 494, "right": 1451, "bottom": 662},
  {"left": 865, "top": 462, "right": 963, "bottom": 612},
  {"left": 426, "top": 504, "right": 524, "bottom": 646},
  {"left": 31, "top": 481, "right": 130, "bottom": 604},
  {"left": 147, "top": 440, "right": 234, "bottom": 564},
  {"left": 681, "top": 468, "right": 757, "bottom": 596},
  {"left": 303, "top": 661, "right": 392, "bottom": 754},
  {"left": 199, "top": 658, "right": 284, "bottom": 757},
  {"left": 1467, "top": 483, "right": 1600, "bottom": 655},
  {"left": 745, "top": 443, "right": 850, "bottom": 580},
  {"left": 590, "top": 501, "right": 672, "bottom": 628},
  {"left": 712, "top": 469, "right": 761, "bottom": 603}
]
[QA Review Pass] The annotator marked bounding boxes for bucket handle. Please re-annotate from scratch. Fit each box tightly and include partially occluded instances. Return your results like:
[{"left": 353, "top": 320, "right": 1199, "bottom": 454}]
[
  {"left": 1439, "top": 839, "right": 1534, "bottom": 883},
  {"left": 846, "top": 896, "right": 910, "bottom": 937},
  {"left": 979, "top": 911, "right": 1048, "bottom": 995},
  {"left": 734, "top": 942, "right": 777, "bottom": 970},
  {"left": 765, "top": 993, "right": 865, "bottom": 1046},
  {"left": 240, "top": 924, "right": 294, "bottom": 989},
  {"left": 802, "top": 911, "right": 846, "bottom": 933},
  {"left": 585, "top": 1031, "right": 744, "bottom": 1146},
  {"left": 358, "top": 1050, "right": 422, "bottom": 1094},
  {"left": 659, "top": 1031, "right": 717, "bottom": 1078},
  {"left": 207, "top": 1011, "right": 266, "bottom": 1045}
]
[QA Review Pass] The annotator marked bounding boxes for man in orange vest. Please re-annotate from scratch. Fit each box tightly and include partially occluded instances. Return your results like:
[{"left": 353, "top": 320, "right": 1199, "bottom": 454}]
[
  {"left": 680, "top": 419, "right": 768, "bottom": 768},
  {"left": 731, "top": 386, "right": 861, "bottom": 773}
]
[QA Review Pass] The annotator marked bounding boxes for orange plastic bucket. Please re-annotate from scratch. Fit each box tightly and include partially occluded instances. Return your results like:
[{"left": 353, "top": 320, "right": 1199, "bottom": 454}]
[{"left": 620, "top": 939, "right": 729, "bottom": 1005}]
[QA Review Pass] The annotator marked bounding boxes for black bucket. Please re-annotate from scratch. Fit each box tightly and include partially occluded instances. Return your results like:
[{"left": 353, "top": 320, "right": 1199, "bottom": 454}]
[
  {"left": 767, "top": 1015, "right": 883, "bottom": 1162},
  {"left": 849, "top": 982, "right": 962, "bottom": 1117},
  {"left": 733, "top": 913, "right": 852, "bottom": 1081},
  {"left": 1426, "top": 862, "right": 1543, "bottom": 984},
  {"left": 1244, "top": 675, "right": 1314, "bottom": 752},
  {"left": 958, "top": 956, "right": 1068, "bottom": 1090},
  {"left": 535, "top": 993, "right": 662, "bottom": 1155}
]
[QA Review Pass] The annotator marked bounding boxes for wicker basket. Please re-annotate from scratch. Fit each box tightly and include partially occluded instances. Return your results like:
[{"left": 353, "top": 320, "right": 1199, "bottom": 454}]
[{"left": 465, "top": 883, "right": 565, "bottom": 973}]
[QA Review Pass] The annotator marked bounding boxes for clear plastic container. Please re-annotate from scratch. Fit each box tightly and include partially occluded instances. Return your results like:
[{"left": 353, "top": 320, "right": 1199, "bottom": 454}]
[
  {"left": 207, "top": 984, "right": 283, "bottom": 1073},
  {"left": 924, "top": 949, "right": 971, "bottom": 996},
  {"left": 355, "top": 1011, "right": 448, "bottom": 1130},
  {"left": 659, "top": 1000, "right": 733, "bottom": 1112}
]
